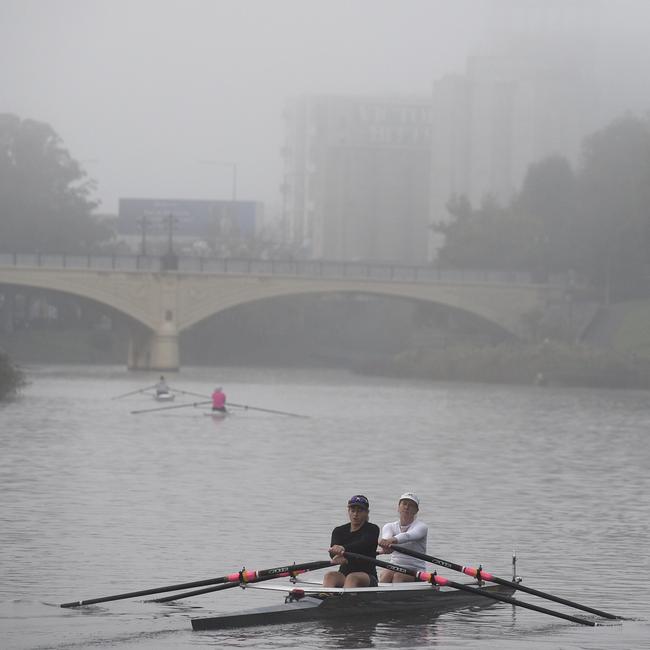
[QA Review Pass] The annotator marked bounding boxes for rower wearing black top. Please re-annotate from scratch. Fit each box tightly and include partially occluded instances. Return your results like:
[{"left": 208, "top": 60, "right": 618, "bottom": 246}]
[{"left": 323, "top": 495, "right": 380, "bottom": 588}]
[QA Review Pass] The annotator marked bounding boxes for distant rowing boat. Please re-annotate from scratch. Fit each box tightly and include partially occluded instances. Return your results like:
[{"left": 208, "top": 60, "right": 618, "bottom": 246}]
[
  {"left": 154, "top": 391, "right": 175, "bottom": 402},
  {"left": 204, "top": 410, "right": 228, "bottom": 418},
  {"left": 190, "top": 579, "right": 515, "bottom": 630}
]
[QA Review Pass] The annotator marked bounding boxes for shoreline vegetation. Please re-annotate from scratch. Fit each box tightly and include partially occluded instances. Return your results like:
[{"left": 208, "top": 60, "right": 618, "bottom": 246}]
[
  {"left": 355, "top": 340, "right": 650, "bottom": 390},
  {"left": 0, "top": 349, "right": 25, "bottom": 400},
  {"left": 3, "top": 328, "right": 650, "bottom": 390}
]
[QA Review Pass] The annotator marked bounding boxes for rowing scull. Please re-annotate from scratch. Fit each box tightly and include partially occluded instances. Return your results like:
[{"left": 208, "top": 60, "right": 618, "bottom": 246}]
[{"left": 190, "top": 580, "right": 515, "bottom": 630}]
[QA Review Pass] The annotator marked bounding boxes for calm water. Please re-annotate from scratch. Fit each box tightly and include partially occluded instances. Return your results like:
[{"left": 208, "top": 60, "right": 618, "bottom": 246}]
[{"left": 1, "top": 365, "right": 649, "bottom": 649}]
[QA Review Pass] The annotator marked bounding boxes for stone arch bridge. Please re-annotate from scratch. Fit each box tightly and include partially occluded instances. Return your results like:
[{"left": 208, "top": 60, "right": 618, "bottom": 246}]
[{"left": 0, "top": 253, "right": 566, "bottom": 370}]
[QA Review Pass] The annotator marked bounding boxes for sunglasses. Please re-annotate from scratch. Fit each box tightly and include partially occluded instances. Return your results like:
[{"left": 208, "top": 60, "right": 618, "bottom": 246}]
[{"left": 348, "top": 495, "right": 369, "bottom": 508}]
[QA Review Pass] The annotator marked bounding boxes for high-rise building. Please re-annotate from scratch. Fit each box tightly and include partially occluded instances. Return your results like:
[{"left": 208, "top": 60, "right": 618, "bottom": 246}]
[
  {"left": 429, "top": 0, "right": 601, "bottom": 250},
  {"left": 282, "top": 95, "right": 432, "bottom": 263}
]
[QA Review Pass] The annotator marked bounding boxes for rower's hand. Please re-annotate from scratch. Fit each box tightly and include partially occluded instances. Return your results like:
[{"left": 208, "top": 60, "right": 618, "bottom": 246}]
[
  {"left": 330, "top": 555, "right": 348, "bottom": 565},
  {"left": 378, "top": 537, "right": 397, "bottom": 551},
  {"left": 329, "top": 545, "right": 345, "bottom": 557}
]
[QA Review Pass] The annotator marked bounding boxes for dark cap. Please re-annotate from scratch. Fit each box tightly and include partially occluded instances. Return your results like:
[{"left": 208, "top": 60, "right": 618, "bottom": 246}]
[{"left": 347, "top": 494, "right": 370, "bottom": 510}]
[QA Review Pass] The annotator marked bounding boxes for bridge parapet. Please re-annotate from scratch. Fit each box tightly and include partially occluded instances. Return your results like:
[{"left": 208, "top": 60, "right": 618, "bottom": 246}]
[{"left": 0, "top": 252, "right": 561, "bottom": 287}]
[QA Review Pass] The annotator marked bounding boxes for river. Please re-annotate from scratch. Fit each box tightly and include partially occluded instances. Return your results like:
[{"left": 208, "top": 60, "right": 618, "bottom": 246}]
[{"left": 1, "top": 365, "right": 648, "bottom": 649}]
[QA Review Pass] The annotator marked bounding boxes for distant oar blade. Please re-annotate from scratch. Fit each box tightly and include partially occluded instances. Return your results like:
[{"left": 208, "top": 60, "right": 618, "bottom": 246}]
[
  {"left": 391, "top": 545, "right": 622, "bottom": 620},
  {"left": 172, "top": 388, "right": 211, "bottom": 399},
  {"left": 111, "top": 384, "right": 157, "bottom": 400},
  {"left": 130, "top": 400, "right": 211, "bottom": 415},
  {"left": 226, "top": 402, "right": 309, "bottom": 418}
]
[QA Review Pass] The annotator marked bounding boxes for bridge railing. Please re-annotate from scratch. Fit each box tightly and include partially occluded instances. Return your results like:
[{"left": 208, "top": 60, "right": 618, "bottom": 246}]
[
  {"left": 177, "top": 256, "right": 536, "bottom": 284},
  {"left": 0, "top": 252, "right": 162, "bottom": 271},
  {"left": 0, "top": 252, "right": 542, "bottom": 285}
]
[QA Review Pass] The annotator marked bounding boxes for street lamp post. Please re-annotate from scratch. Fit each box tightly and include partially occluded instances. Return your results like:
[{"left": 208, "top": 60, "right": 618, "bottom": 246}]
[
  {"left": 161, "top": 213, "right": 178, "bottom": 271},
  {"left": 137, "top": 215, "right": 148, "bottom": 255}
]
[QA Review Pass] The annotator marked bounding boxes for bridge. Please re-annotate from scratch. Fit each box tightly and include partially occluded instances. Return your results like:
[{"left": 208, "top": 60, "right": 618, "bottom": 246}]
[{"left": 0, "top": 253, "right": 567, "bottom": 370}]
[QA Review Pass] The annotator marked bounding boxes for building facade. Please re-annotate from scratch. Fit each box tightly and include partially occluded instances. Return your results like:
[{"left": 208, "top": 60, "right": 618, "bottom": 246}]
[{"left": 282, "top": 95, "right": 432, "bottom": 263}]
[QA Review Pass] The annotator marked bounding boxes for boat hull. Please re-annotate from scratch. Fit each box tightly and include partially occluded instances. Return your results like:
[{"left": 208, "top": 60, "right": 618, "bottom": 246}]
[
  {"left": 204, "top": 410, "right": 228, "bottom": 418},
  {"left": 191, "top": 583, "right": 515, "bottom": 630}
]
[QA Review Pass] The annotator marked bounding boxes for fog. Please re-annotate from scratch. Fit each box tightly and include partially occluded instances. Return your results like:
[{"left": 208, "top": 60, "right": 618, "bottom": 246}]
[{"left": 2, "top": 0, "right": 650, "bottom": 216}]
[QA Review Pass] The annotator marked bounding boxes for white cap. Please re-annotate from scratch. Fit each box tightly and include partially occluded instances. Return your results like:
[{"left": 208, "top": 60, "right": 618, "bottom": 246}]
[{"left": 399, "top": 492, "right": 420, "bottom": 507}]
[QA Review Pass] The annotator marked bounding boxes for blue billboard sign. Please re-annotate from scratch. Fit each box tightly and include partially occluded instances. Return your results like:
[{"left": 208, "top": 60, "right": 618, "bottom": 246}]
[{"left": 117, "top": 198, "right": 259, "bottom": 238}]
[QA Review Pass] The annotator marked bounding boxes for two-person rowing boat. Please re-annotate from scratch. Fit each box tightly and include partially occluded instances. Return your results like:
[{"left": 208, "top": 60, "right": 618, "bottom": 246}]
[
  {"left": 191, "top": 575, "right": 516, "bottom": 630},
  {"left": 60, "top": 544, "right": 622, "bottom": 630}
]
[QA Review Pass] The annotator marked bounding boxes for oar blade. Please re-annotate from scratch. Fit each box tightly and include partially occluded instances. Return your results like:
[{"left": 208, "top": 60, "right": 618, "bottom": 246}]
[
  {"left": 226, "top": 402, "right": 309, "bottom": 418},
  {"left": 60, "top": 574, "right": 231, "bottom": 608},
  {"left": 60, "top": 560, "right": 331, "bottom": 608},
  {"left": 391, "top": 544, "right": 621, "bottom": 620},
  {"left": 343, "top": 552, "right": 596, "bottom": 627}
]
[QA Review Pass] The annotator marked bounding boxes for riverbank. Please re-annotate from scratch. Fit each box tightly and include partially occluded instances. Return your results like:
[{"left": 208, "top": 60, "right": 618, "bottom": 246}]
[
  {"left": 355, "top": 340, "right": 650, "bottom": 389},
  {"left": 4, "top": 299, "right": 650, "bottom": 390}
]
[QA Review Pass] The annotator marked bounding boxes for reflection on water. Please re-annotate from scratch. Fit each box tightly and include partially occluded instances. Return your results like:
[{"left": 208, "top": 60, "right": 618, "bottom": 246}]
[
  {"left": 1, "top": 365, "right": 649, "bottom": 649},
  {"left": 320, "top": 618, "right": 381, "bottom": 648}
]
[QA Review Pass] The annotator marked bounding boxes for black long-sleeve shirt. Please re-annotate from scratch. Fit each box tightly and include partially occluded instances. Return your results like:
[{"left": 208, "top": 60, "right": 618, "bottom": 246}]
[{"left": 330, "top": 521, "right": 380, "bottom": 577}]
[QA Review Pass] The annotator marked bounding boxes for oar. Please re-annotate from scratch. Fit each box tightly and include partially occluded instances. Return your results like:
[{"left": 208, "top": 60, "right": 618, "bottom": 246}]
[
  {"left": 343, "top": 553, "right": 596, "bottom": 627},
  {"left": 130, "top": 400, "right": 211, "bottom": 415},
  {"left": 391, "top": 545, "right": 621, "bottom": 620},
  {"left": 111, "top": 384, "right": 157, "bottom": 400},
  {"left": 60, "top": 560, "right": 331, "bottom": 608},
  {"left": 150, "top": 560, "right": 332, "bottom": 603},
  {"left": 171, "top": 388, "right": 210, "bottom": 399},
  {"left": 227, "top": 401, "right": 309, "bottom": 418}
]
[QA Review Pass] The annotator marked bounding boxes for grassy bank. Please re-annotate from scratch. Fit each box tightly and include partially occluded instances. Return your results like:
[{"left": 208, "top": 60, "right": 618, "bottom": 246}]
[{"left": 356, "top": 340, "right": 650, "bottom": 389}]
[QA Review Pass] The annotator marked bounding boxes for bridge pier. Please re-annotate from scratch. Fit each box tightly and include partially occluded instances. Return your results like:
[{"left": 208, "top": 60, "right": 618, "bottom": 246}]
[{"left": 128, "top": 322, "right": 179, "bottom": 371}]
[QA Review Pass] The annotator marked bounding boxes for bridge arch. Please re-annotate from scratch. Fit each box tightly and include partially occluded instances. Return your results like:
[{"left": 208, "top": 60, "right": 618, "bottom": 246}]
[
  {"left": 175, "top": 275, "right": 549, "bottom": 339},
  {"left": 1, "top": 261, "right": 562, "bottom": 369},
  {"left": 180, "top": 287, "right": 517, "bottom": 343}
]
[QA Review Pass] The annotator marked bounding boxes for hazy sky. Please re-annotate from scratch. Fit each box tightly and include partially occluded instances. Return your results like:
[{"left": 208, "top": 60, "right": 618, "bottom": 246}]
[{"left": 1, "top": 0, "right": 649, "bottom": 217}]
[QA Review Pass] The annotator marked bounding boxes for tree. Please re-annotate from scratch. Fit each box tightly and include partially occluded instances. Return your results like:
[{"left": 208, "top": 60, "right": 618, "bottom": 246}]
[
  {"left": 577, "top": 115, "right": 650, "bottom": 299},
  {"left": 0, "top": 114, "right": 111, "bottom": 253},
  {"left": 432, "top": 193, "right": 543, "bottom": 271},
  {"left": 434, "top": 114, "right": 650, "bottom": 299},
  {"left": 0, "top": 349, "right": 24, "bottom": 399},
  {"left": 513, "top": 155, "right": 578, "bottom": 275}
]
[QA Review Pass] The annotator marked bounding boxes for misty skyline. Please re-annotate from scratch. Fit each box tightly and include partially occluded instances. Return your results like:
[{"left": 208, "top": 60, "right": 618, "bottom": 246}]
[{"left": 2, "top": 0, "right": 650, "bottom": 218}]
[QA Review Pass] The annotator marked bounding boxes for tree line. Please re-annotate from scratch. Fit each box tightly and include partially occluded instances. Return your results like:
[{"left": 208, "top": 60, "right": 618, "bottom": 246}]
[{"left": 433, "top": 115, "right": 650, "bottom": 302}]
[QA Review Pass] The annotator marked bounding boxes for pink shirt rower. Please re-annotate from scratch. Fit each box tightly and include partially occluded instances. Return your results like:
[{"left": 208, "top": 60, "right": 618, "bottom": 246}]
[{"left": 212, "top": 387, "right": 226, "bottom": 411}]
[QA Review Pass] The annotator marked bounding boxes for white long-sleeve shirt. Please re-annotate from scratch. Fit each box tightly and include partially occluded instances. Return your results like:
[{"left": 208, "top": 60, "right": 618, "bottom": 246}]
[{"left": 381, "top": 519, "right": 428, "bottom": 571}]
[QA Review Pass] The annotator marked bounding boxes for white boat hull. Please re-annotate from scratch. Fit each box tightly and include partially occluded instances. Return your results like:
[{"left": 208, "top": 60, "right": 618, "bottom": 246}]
[{"left": 191, "top": 582, "right": 515, "bottom": 630}]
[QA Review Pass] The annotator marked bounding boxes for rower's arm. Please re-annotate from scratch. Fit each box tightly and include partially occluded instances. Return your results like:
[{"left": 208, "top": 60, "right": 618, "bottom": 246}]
[{"left": 393, "top": 520, "right": 428, "bottom": 543}]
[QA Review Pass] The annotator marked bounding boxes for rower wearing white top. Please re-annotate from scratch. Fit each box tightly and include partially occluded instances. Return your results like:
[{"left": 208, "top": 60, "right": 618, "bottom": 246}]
[{"left": 377, "top": 492, "right": 428, "bottom": 583}]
